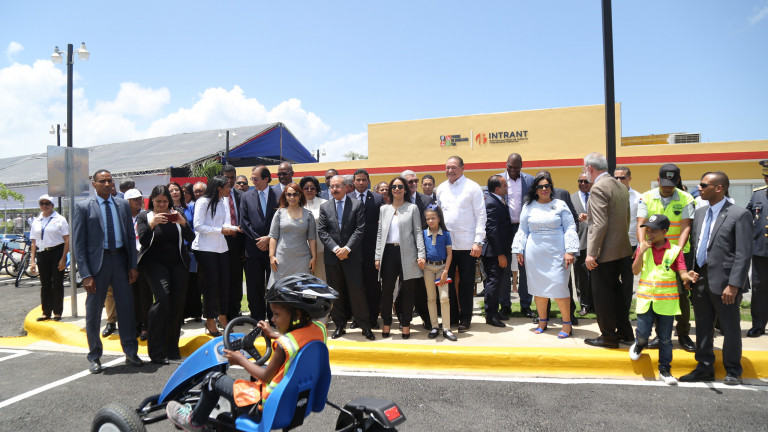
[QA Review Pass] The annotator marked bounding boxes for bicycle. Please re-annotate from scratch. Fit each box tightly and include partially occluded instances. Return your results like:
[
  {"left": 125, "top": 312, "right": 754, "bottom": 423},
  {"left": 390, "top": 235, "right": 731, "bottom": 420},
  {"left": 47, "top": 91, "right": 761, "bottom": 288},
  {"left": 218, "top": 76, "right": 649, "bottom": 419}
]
[
  {"left": 0, "top": 238, "right": 26, "bottom": 277},
  {"left": 15, "top": 239, "right": 41, "bottom": 286}
]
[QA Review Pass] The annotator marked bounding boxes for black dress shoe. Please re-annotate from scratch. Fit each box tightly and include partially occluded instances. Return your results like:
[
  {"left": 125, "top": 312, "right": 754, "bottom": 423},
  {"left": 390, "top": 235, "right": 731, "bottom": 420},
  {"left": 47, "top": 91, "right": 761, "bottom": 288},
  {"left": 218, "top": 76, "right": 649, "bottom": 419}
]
[
  {"left": 150, "top": 357, "right": 170, "bottom": 365},
  {"left": 102, "top": 322, "right": 117, "bottom": 338},
  {"left": 36, "top": 316, "right": 50, "bottom": 322},
  {"left": 350, "top": 322, "right": 359, "bottom": 329},
  {"left": 485, "top": 317, "right": 506, "bottom": 328},
  {"left": 422, "top": 322, "right": 431, "bottom": 331},
  {"left": 747, "top": 327, "right": 765, "bottom": 338},
  {"left": 678, "top": 335, "right": 696, "bottom": 352},
  {"left": 89, "top": 359, "right": 103, "bottom": 374},
  {"left": 521, "top": 308, "right": 536, "bottom": 318},
  {"left": 647, "top": 336, "right": 660, "bottom": 349},
  {"left": 428, "top": 328, "right": 439, "bottom": 339},
  {"left": 498, "top": 311, "right": 510, "bottom": 321},
  {"left": 578, "top": 307, "right": 589, "bottom": 317},
  {"left": 362, "top": 328, "right": 375, "bottom": 341},
  {"left": 331, "top": 327, "right": 346, "bottom": 339},
  {"left": 679, "top": 369, "right": 714, "bottom": 383},
  {"left": 457, "top": 322, "right": 470, "bottom": 333},
  {"left": 125, "top": 355, "right": 144, "bottom": 367},
  {"left": 168, "top": 353, "right": 182, "bottom": 361},
  {"left": 401, "top": 333, "right": 410, "bottom": 340},
  {"left": 443, "top": 330, "right": 458, "bottom": 341},
  {"left": 53, "top": 316, "right": 62, "bottom": 321},
  {"left": 723, "top": 373, "right": 742, "bottom": 385},
  {"left": 370, "top": 322, "right": 380, "bottom": 330},
  {"left": 584, "top": 337, "right": 619, "bottom": 349},
  {"left": 571, "top": 316, "right": 579, "bottom": 326},
  {"left": 619, "top": 336, "right": 634, "bottom": 345}
]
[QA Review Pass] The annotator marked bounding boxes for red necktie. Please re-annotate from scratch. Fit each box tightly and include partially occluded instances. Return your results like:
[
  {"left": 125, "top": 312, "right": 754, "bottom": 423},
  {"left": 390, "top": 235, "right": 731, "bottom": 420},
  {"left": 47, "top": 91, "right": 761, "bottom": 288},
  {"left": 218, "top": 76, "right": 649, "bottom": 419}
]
[{"left": 228, "top": 194, "right": 237, "bottom": 225}]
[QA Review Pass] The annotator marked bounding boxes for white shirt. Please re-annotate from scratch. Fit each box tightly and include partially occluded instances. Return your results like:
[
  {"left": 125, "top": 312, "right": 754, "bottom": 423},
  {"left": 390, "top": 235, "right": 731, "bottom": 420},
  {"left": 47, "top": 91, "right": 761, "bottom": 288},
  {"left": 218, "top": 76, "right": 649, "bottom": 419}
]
[
  {"left": 504, "top": 173, "right": 524, "bottom": 223},
  {"left": 305, "top": 197, "right": 326, "bottom": 252},
  {"left": 628, "top": 188, "right": 642, "bottom": 247},
  {"left": 29, "top": 211, "right": 69, "bottom": 249},
  {"left": 192, "top": 197, "right": 229, "bottom": 253},
  {"left": 386, "top": 213, "right": 401, "bottom": 244},
  {"left": 697, "top": 198, "right": 727, "bottom": 250},
  {"left": 436, "top": 175, "right": 486, "bottom": 250}
]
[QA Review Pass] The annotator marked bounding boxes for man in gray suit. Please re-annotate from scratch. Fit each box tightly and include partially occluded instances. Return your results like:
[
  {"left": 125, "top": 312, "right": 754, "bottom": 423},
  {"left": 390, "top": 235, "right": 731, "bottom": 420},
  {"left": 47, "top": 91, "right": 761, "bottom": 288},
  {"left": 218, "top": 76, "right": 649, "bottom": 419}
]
[
  {"left": 73, "top": 169, "right": 143, "bottom": 373},
  {"left": 572, "top": 173, "right": 592, "bottom": 316},
  {"left": 680, "top": 171, "right": 752, "bottom": 385}
]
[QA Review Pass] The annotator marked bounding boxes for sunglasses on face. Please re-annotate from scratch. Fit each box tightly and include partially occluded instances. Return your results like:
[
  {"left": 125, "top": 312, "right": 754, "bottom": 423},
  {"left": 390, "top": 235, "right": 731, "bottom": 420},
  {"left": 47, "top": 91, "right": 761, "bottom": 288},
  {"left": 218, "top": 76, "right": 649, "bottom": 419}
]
[
  {"left": 536, "top": 184, "right": 552, "bottom": 190},
  {"left": 303, "top": 186, "right": 316, "bottom": 191},
  {"left": 391, "top": 184, "right": 405, "bottom": 190},
  {"left": 699, "top": 183, "right": 716, "bottom": 189},
  {"left": 285, "top": 192, "right": 300, "bottom": 197},
  {"left": 235, "top": 181, "right": 248, "bottom": 185},
  {"left": 407, "top": 179, "right": 419, "bottom": 184},
  {"left": 614, "top": 176, "right": 626, "bottom": 180},
  {"left": 40, "top": 202, "right": 54, "bottom": 206},
  {"left": 578, "top": 180, "right": 590, "bottom": 184}
]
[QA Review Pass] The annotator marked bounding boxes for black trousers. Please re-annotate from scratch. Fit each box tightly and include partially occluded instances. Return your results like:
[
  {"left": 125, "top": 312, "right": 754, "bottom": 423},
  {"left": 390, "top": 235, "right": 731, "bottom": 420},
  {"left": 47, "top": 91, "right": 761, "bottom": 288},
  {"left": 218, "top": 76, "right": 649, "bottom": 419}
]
[
  {"left": 380, "top": 244, "right": 416, "bottom": 327},
  {"left": 673, "top": 251, "right": 693, "bottom": 338},
  {"left": 244, "top": 254, "right": 270, "bottom": 321},
  {"left": 619, "top": 246, "right": 637, "bottom": 314},
  {"left": 362, "top": 252, "right": 381, "bottom": 327},
  {"left": 141, "top": 259, "right": 188, "bottom": 360},
  {"left": 591, "top": 257, "right": 633, "bottom": 342},
  {"left": 196, "top": 251, "right": 230, "bottom": 319},
  {"left": 574, "top": 249, "right": 591, "bottom": 311},
  {"left": 133, "top": 267, "right": 152, "bottom": 331},
  {"left": 512, "top": 223, "right": 531, "bottom": 309},
  {"left": 37, "top": 244, "right": 65, "bottom": 317},
  {"left": 184, "top": 270, "right": 203, "bottom": 319},
  {"left": 225, "top": 235, "right": 245, "bottom": 320},
  {"left": 482, "top": 254, "right": 510, "bottom": 321},
  {"left": 327, "top": 257, "right": 369, "bottom": 330},
  {"left": 752, "top": 255, "right": 768, "bottom": 330},
  {"left": 692, "top": 265, "right": 743, "bottom": 376},
  {"left": 192, "top": 373, "right": 237, "bottom": 425},
  {"left": 448, "top": 250, "right": 476, "bottom": 325}
]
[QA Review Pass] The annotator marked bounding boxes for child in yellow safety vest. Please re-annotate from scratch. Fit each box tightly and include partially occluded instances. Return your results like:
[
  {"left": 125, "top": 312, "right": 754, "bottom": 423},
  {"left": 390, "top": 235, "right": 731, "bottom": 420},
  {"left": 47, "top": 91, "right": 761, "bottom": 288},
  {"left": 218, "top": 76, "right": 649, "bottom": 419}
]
[
  {"left": 166, "top": 274, "right": 336, "bottom": 431},
  {"left": 629, "top": 214, "right": 699, "bottom": 385}
]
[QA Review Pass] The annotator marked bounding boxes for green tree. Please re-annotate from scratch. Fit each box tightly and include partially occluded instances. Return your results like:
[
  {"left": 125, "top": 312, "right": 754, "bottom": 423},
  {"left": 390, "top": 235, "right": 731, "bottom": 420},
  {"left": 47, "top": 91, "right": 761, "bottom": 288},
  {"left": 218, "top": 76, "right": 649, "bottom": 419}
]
[
  {"left": 0, "top": 183, "right": 24, "bottom": 203},
  {"left": 190, "top": 159, "right": 223, "bottom": 180},
  {"left": 343, "top": 151, "right": 368, "bottom": 161}
]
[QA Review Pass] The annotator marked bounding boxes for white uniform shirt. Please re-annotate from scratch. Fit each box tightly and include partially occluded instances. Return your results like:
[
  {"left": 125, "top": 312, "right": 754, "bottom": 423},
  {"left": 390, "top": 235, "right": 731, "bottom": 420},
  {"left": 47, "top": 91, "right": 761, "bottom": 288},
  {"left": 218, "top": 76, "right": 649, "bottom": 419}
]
[
  {"left": 436, "top": 175, "right": 486, "bottom": 251},
  {"left": 628, "top": 188, "right": 642, "bottom": 247},
  {"left": 29, "top": 211, "right": 69, "bottom": 249},
  {"left": 192, "top": 197, "right": 229, "bottom": 253}
]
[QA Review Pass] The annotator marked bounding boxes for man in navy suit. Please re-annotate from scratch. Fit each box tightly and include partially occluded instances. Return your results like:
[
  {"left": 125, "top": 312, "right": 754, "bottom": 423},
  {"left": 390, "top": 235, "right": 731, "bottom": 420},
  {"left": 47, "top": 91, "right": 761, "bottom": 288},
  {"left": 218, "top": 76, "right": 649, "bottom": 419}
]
[
  {"left": 318, "top": 175, "right": 374, "bottom": 340},
  {"left": 498, "top": 153, "right": 535, "bottom": 318},
  {"left": 73, "top": 169, "right": 142, "bottom": 373},
  {"left": 349, "top": 168, "right": 383, "bottom": 329},
  {"left": 222, "top": 164, "right": 245, "bottom": 320},
  {"left": 320, "top": 168, "right": 338, "bottom": 200},
  {"left": 271, "top": 162, "right": 294, "bottom": 196},
  {"left": 482, "top": 175, "right": 511, "bottom": 328},
  {"left": 680, "top": 171, "right": 752, "bottom": 385},
  {"left": 240, "top": 165, "right": 278, "bottom": 320}
]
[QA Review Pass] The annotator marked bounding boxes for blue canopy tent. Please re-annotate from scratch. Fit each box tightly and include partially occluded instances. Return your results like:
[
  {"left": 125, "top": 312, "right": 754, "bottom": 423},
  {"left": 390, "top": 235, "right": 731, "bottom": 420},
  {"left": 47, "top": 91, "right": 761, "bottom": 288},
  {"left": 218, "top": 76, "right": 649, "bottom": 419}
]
[{"left": 226, "top": 122, "right": 317, "bottom": 166}]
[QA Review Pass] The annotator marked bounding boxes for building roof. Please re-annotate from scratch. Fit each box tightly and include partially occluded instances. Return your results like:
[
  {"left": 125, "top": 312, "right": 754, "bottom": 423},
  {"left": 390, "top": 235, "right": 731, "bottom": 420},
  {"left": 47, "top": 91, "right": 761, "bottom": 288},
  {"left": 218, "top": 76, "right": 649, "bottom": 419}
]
[{"left": 0, "top": 122, "right": 316, "bottom": 187}]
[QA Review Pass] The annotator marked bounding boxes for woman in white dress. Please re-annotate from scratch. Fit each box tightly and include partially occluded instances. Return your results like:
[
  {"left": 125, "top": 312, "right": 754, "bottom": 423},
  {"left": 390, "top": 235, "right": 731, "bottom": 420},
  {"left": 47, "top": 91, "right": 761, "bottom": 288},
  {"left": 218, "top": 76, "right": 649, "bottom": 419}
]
[
  {"left": 300, "top": 176, "right": 326, "bottom": 281},
  {"left": 512, "top": 172, "right": 579, "bottom": 339}
]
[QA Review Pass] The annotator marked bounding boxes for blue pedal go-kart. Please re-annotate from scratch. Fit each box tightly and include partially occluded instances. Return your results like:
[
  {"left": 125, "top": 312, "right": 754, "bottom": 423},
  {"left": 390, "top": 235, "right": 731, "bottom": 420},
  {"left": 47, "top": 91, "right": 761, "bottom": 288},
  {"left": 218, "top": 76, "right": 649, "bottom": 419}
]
[{"left": 91, "top": 316, "right": 406, "bottom": 431}]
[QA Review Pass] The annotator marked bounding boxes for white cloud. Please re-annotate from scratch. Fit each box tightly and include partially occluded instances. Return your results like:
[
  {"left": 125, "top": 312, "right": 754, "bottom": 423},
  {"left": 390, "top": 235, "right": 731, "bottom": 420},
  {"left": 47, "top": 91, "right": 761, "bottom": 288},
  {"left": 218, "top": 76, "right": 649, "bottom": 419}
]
[
  {"left": 749, "top": 2, "right": 768, "bottom": 26},
  {"left": 0, "top": 60, "right": 362, "bottom": 162},
  {"left": 5, "top": 41, "right": 23, "bottom": 61}
]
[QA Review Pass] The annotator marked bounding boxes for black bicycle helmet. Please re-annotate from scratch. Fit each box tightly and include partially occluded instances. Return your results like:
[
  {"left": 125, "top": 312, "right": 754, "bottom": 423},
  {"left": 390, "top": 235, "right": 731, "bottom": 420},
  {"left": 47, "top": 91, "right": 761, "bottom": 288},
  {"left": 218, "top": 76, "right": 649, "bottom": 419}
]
[{"left": 266, "top": 273, "right": 338, "bottom": 319}]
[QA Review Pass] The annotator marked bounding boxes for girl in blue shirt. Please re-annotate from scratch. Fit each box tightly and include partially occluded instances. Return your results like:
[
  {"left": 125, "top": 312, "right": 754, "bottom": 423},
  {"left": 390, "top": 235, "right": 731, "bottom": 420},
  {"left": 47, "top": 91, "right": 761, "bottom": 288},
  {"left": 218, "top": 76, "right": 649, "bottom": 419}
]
[{"left": 422, "top": 206, "right": 456, "bottom": 341}]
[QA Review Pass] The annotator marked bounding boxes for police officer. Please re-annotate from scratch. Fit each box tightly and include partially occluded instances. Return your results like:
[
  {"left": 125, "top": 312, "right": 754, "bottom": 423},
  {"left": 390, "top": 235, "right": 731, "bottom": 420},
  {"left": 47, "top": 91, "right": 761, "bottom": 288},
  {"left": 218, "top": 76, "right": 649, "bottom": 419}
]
[
  {"left": 637, "top": 163, "right": 696, "bottom": 352},
  {"left": 746, "top": 160, "right": 768, "bottom": 337}
]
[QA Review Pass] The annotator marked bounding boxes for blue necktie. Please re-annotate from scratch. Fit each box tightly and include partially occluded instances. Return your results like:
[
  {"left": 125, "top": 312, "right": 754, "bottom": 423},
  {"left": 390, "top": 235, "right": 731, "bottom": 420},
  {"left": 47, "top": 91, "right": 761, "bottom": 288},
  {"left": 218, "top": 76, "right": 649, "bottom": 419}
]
[
  {"left": 260, "top": 191, "right": 267, "bottom": 216},
  {"left": 104, "top": 200, "right": 116, "bottom": 251},
  {"left": 336, "top": 200, "right": 343, "bottom": 229},
  {"left": 696, "top": 208, "right": 714, "bottom": 268}
]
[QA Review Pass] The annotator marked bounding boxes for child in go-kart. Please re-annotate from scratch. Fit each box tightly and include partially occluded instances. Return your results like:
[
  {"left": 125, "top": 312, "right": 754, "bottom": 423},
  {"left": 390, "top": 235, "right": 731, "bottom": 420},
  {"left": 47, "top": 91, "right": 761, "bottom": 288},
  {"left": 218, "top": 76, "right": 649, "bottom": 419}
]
[{"left": 166, "top": 274, "right": 337, "bottom": 431}]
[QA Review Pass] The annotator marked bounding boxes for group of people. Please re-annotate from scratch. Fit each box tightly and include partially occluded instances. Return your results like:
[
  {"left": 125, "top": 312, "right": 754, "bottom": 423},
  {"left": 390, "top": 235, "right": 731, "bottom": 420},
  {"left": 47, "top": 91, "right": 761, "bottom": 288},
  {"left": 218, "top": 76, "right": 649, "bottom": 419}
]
[{"left": 30, "top": 154, "right": 766, "bottom": 384}]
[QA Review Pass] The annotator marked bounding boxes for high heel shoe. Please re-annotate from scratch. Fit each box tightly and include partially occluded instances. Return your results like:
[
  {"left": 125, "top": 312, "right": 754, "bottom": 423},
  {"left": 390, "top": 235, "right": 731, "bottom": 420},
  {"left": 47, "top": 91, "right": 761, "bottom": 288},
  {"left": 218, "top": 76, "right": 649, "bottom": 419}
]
[
  {"left": 558, "top": 321, "right": 572, "bottom": 339},
  {"left": 382, "top": 326, "right": 391, "bottom": 338},
  {"left": 533, "top": 318, "right": 548, "bottom": 334},
  {"left": 205, "top": 324, "right": 222, "bottom": 337},
  {"left": 401, "top": 327, "right": 410, "bottom": 340}
]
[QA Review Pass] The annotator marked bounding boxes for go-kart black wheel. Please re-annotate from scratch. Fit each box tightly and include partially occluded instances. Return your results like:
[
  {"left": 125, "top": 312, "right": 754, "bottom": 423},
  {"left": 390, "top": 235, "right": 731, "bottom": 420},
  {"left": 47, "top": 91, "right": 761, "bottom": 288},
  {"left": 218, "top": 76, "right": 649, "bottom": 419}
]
[
  {"left": 91, "top": 402, "right": 146, "bottom": 432},
  {"left": 223, "top": 316, "right": 272, "bottom": 365}
]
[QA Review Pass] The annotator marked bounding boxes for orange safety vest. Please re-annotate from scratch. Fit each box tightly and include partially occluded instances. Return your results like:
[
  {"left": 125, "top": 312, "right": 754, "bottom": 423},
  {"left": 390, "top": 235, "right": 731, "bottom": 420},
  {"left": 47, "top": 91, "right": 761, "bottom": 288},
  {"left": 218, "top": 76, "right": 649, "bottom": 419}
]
[{"left": 233, "top": 321, "right": 327, "bottom": 408}]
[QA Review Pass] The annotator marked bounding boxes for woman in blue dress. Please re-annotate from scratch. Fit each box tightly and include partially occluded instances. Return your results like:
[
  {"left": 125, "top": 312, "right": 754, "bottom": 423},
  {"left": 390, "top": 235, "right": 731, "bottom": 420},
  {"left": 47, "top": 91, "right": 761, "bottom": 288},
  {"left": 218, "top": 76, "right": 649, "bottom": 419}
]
[{"left": 512, "top": 172, "right": 579, "bottom": 338}]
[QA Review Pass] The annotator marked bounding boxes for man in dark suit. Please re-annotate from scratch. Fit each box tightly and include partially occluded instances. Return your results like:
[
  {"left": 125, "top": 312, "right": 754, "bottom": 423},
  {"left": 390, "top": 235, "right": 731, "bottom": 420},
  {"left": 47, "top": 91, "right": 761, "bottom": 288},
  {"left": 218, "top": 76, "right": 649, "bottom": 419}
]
[
  {"left": 745, "top": 160, "right": 768, "bottom": 338},
  {"left": 680, "top": 171, "right": 752, "bottom": 385},
  {"left": 403, "top": 169, "right": 432, "bottom": 327},
  {"left": 240, "top": 165, "right": 278, "bottom": 320},
  {"left": 271, "top": 161, "right": 294, "bottom": 196},
  {"left": 482, "top": 175, "right": 511, "bottom": 327},
  {"left": 572, "top": 173, "right": 592, "bottom": 317},
  {"left": 421, "top": 174, "right": 437, "bottom": 204},
  {"left": 320, "top": 168, "right": 338, "bottom": 200},
  {"left": 73, "top": 169, "right": 143, "bottom": 373},
  {"left": 349, "top": 168, "right": 383, "bottom": 329},
  {"left": 319, "top": 175, "right": 374, "bottom": 340},
  {"left": 582, "top": 152, "right": 634, "bottom": 349},
  {"left": 498, "top": 153, "right": 535, "bottom": 318},
  {"left": 221, "top": 164, "right": 245, "bottom": 320}
]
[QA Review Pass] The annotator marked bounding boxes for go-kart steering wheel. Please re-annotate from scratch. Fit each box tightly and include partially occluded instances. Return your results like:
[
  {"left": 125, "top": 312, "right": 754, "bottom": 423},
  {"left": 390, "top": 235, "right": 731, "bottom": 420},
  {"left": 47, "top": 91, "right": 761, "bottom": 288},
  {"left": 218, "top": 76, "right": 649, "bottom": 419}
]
[{"left": 223, "top": 316, "right": 273, "bottom": 366}]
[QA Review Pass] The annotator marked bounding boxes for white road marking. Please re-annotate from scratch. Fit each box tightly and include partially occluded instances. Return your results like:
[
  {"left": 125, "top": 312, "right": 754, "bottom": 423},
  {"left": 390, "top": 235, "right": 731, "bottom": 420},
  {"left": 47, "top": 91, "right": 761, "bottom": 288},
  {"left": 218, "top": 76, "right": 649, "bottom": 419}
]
[
  {"left": 0, "top": 348, "right": 31, "bottom": 363},
  {"left": 331, "top": 369, "right": 768, "bottom": 392},
  {"left": 0, "top": 357, "right": 127, "bottom": 409}
]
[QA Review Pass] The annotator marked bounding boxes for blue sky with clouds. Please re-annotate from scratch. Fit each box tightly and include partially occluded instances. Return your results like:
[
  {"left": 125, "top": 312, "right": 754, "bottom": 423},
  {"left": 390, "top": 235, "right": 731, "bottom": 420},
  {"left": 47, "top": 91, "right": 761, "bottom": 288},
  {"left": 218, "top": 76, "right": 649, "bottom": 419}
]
[{"left": 1, "top": 1, "right": 766, "bottom": 161}]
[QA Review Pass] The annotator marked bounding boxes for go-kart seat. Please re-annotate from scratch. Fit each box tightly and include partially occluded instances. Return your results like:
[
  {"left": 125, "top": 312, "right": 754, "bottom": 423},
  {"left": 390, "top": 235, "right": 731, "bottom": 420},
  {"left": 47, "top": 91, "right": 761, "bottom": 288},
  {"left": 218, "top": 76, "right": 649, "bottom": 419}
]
[{"left": 235, "top": 341, "right": 331, "bottom": 432}]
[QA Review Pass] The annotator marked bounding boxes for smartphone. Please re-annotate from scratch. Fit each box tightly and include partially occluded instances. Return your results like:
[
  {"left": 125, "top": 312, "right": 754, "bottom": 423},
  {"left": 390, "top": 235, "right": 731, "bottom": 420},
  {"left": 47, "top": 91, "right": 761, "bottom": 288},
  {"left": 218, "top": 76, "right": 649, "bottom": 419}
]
[{"left": 165, "top": 213, "right": 179, "bottom": 223}]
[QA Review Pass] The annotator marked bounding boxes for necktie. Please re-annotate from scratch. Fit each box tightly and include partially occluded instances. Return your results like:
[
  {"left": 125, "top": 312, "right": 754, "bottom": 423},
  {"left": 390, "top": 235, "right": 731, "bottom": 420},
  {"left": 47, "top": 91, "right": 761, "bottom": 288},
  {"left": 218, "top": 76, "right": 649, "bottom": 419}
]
[
  {"left": 696, "top": 208, "right": 714, "bottom": 268},
  {"left": 585, "top": 192, "right": 589, "bottom": 205},
  {"left": 104, "top": 200, "right": 116, "bottom": 251},
  {"left": 228, "top": 192, "right": 237, "bottom": 225},
  {"left": 358, "top": 192, "right": 364, "bottom": 203},
  {"left": 336, "top": 200, "right": 344, "bottom": 229},
  {"left": 260, "top": 191, "right": 267, "bottom": 216}
]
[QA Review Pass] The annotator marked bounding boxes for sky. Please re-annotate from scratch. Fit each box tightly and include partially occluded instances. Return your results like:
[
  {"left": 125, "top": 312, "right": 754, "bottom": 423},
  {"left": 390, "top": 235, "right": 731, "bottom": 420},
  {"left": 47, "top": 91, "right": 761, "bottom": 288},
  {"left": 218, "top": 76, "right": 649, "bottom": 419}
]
[{"left": 1, "top": 1, "right": 766, "bottom": 163}]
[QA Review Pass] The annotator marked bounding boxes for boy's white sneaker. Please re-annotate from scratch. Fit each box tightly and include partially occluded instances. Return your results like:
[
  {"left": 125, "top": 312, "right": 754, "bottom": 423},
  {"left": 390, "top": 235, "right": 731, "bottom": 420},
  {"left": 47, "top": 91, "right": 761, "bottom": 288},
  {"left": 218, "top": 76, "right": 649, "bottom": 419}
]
[
  {"left": 659, "top": 370, "right": 678, "bottom": 385},
  {"left": 629, "top": 341, "right": 643, "bottom": 361}
]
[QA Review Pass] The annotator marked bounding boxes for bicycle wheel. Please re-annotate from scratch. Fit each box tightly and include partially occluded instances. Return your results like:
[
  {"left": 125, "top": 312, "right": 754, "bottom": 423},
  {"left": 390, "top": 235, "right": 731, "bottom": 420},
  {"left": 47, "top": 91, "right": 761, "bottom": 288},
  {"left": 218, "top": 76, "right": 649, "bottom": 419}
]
[
  {"left": 7, "top": 258, "right": 20, "bottom": 278},
  {"left": 23, "top": 254, "right": 39, "bottom": 278}
]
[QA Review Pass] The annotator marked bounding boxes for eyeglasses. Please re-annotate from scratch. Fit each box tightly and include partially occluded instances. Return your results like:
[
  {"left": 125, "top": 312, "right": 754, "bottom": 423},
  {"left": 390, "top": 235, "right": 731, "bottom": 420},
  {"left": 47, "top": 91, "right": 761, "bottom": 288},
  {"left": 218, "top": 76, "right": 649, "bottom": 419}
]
[
  {"left": 235, "top": 181, "right": 248, "bottom": 185},
  {"left": 578, "top": 180, "right": 590, "bottom": 184},
  {"left": 407, "top": 179, "right": 419, "bottom": 185},
  {"left": 285, "top": 192, "right": 300, "bottom": 197},
  {"left": 303, "top": 186, "right": 316, "bottom": 191},
  {"left": 536, "top": 184, "right": 552, "bottom": 190},
  {"left": 614, "top": 176, "right": 626, "bottom": 180},
  {"left": 277, "top": 172, "right": 290, "bottom": 176},
  {"left": 391, "top": 184, "right": 405, "bottom": 190},
  {"left": 699, "top": 183, "right": 716, "bottom": 189},
  {"left": 40, "top": 202, "right": 53, "bottom": 207}
]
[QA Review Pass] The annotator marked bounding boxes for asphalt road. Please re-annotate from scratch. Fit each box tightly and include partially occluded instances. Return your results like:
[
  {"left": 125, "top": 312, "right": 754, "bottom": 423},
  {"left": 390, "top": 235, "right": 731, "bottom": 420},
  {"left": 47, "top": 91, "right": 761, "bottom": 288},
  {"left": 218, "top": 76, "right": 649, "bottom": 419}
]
[{"left": 1, "top": 350, "right": 767, "bottom": 431}]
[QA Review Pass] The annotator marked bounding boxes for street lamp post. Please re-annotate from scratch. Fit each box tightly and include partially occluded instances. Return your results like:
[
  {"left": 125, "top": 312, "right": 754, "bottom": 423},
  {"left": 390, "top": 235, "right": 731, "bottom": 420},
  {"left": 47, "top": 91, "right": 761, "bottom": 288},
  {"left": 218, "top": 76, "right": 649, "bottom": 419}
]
[
  {"left": 49, "top": 124, "right": 67, "bottom": 213},
  {"left": 51, "top": 42, "right": 88, "bottom": 317},
  {"left": 314, "top": 148, "right": 326, "bottom": 162},
  {"left": 218, "top": 130, "right": 237, "bottom": 164}
]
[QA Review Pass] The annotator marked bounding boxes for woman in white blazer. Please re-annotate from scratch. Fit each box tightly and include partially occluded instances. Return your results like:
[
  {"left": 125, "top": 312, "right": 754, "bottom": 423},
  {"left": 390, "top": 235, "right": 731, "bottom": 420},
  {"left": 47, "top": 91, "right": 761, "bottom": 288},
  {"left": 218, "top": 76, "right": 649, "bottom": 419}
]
[{"left": 375, "top": 177, "right": 426, "bottom": 339}]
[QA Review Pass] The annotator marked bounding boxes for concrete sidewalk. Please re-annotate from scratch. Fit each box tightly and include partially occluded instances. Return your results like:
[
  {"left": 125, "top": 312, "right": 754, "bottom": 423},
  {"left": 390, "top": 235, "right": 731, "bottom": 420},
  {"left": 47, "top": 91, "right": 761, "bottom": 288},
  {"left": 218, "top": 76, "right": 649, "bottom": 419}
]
[{"left": 7, "top": 288, "right": 768, "bottom": 384}]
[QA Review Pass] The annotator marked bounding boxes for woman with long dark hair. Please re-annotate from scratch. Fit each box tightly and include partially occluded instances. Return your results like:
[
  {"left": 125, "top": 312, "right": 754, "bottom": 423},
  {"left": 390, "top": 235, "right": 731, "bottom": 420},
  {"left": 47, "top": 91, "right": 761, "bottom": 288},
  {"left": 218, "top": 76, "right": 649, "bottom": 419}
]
[
  {"left": 168, "top": 181, "right": 187, "bottom": 212},
  {"left": 192, "top": 176, "right": 240, "bottom": 336},
  {"left": 136, "top": 185, "right": 195, "bottom": 364},
  {"left": 512, "top": 172, "right": 579, "bottom": 339}
]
